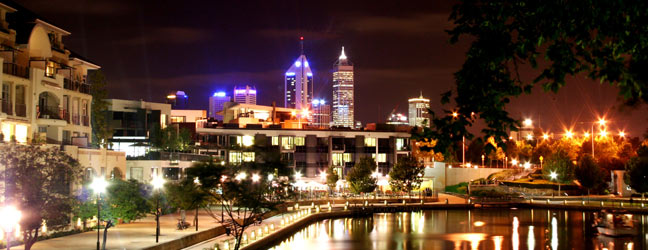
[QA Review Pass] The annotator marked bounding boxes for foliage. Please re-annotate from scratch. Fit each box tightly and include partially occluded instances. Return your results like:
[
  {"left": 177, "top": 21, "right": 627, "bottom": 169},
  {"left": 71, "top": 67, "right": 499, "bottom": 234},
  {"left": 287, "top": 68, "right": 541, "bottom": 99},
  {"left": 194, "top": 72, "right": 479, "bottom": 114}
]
[
  {"left": 89, "top": 70, "right": 113, "bottom": 149},
  {"left": 425, "top": 1, "right": 648, "bottom": 154},
  {"left": 574, "top": 154, "right": 606, "bottom": 194},
  {"left": 188, "top": 154, "right": 292, "bottom": 250},
  {"left": 106, "top": 179, "right": 150, "bottom": 223},
  {"left": 388, "top": 155, "right": 424, "bottom": 193},
  {"left": 445, "top": 182, "right": 468, "bottom": 194},
  {"left": 325, "top": 165, "right": 339, "bottom": 190},
  {"left": 152, "top": 125, "right": 192, "bottom": 152},
  {"left": 409, "top": 133, "right": 444, "bottom": 162},
  {"left": 541, "top": 150, "right": 575, "bottom": 183},
  {"left": 0, "top": 143, "right": 83, "bottom": 250},
  {"left": 165, "top": 178, "right": 210, "bottom": 231},
  {"left": 624, "top": 146, "right": 648, "bottom": 194},
  {"left": 346, "top": 157, "right": 377, "bottom": 194}
]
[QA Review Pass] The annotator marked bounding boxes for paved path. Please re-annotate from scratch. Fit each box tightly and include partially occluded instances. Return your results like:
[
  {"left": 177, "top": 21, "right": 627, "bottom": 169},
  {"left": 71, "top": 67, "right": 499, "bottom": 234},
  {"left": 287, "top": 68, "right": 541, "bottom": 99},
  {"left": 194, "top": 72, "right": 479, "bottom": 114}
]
[{"left": 12, "top": 210, "right": 222, "bottom": 250}]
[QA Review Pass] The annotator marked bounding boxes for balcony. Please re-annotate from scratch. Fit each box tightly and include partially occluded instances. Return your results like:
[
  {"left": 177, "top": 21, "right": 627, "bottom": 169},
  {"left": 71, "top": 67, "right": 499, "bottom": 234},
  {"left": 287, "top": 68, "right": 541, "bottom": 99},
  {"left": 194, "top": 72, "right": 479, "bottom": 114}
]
[
  {"left": 72, "top": 114, "right": 79, "bottom": 125},
  {"left": 37, "top": 105, "right": 63, "bottom": 120},
  {"left": 1, "top": 100, "right": 11, "bottom": 115},
  {"left": 15, "top": 103, "right": 25, "bottom": 117},
  {"left": 64, "top": 78, "right": 91, "bottom": 94},
  {"left": 3, "top": 63, "right": 29, "bottom": 78}
]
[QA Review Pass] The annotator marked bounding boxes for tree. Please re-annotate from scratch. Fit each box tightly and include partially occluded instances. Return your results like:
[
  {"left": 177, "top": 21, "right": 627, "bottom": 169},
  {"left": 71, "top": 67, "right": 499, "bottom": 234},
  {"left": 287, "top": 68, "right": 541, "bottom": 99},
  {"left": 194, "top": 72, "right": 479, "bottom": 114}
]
[
  {"left": 106, "top": 179, "right": 150, "bottom": 223},
  {"left": 187, "top": 155, "right": 292, "bottom": 250},
  {"left": 574, "top": 154, "right": 605, "bottom": 195},
  {"left": 388, "top": 155, "right": 424, "bottom": 194},
  {"left": 89, "top": 70, "right": 113, "bottom": 149},
  {"left": 541, "top": 150, "right": 575, "bottom": 183},
  {"left": 0, "top": 143, "right": 82, "bottom": 250},
  {"left": 346, "top": 157, "right": 377, "bottom": 194},
  {"left": 152, "top": 125, "right": 192, "bottom": 152},
  {"left": 325, "top": 166, "right": 339, "bottom": 191},
  {"left": 165, "top": 178, "right": 209, "bottom": 231},
  {"left": 624, "top": 146, "right": 648, "bottom": 197},
  {"left": 426, "top": 1, "right": 648, "bottom": 154}
]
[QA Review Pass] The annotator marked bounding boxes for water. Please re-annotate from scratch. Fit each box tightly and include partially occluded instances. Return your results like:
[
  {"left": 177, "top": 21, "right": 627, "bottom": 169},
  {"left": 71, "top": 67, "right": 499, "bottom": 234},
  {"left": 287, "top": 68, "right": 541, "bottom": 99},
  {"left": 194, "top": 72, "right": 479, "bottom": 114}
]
[{"left": 268, "top": 209, "right": 648, "bottom": 250}]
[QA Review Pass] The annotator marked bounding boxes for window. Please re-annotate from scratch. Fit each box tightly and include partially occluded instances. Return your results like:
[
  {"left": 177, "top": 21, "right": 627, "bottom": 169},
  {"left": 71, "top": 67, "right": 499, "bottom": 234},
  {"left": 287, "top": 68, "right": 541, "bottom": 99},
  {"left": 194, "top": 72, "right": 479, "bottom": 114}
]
[
  {"left": 332, "top": 153, "right": 344, "bottom": 166},
  {"left": 46, "top": 61, "right": 56, "bottom": 77},
  {"left": 170, "top": 116, "right": 185, "bottom": 123},
  {"left": 281, "top": 136, "right": 294, "bottom": 150},
  {"left": 241, "top": 135, "right": 254, "bottom": 147},
  {"left": 396, "top": 138, "right": 408, "bottom": 151},
  {"left": 242, "top": 152, "right": 255, "bottom": 162},
  {"left": 14, "top": 125, "right": 27, "bottom": 143},
  {"left": 295, "top": 136, "right": 305, "bottom": 146},
  {"left": 38, "top": 126, "right": 47, "bottom": 133},
  {"left": 229, "top": 151, "right": 242, "bottom": 164},
  {"left": 343, "top": 153, "right": 352, "bottom": 162},
  {"left": 364, "top": 137, "right": 376, "bottom": 147},
  {"left": 271, "top": 136, "right": 279, "bottom": 146},
  {"left": 372, "top": 153, "right": 387, "bottom": 163}
]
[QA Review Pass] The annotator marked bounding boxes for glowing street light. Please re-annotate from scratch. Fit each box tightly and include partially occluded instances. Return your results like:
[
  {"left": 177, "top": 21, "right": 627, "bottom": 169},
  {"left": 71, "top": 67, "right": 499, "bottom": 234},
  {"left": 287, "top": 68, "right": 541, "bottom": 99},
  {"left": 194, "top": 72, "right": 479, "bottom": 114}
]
[
  {"left": 599, "top": 130, "right": 608, "bottom": 138},
  {"left": 523, "top": 118, "right": 533, "bottom": 128},
  {"left": 371, "top": 171, "right": 381, "bottom": 178},
  {"left": 1, "top": 206, "right": 22, "bottom": 250},
  {"left": 619, "top": 131, "right": 626, "bottom": 138},
  {"left": 319, "top": 171, "right": 327, "bottom": 181},
  {"left": 526, "top": 134, "right": 533, "bottom": 141},
  {"left": 598, "top": 118, "right": 607, "bottom": 126},
  {"left": 267, "top": 174, "right": 274, "bottom": 181},
  {"left": 91, "top": 177, "right": 108, "bottom": 250},
  {"left": 511, "top": 159, "right": 518, "bottom": 166},
  {"left": 542, "top": 133, "right": 549, "bottom": 140},
  {"left": 583, "top": 132, "right": 590, "bottom": 138},
  {"left": 235, "top": 172, "right": 247, "bottom": 181},
  {"left": 301, "top": 108, "right": 310, "bottom": 117},
  {"left": 523, "top": 162, "right": 531, "bottom": 169},
  {"left": 452, "top": 112, "right": 458, "bottom": 118},
  {"left": 549, "top": 171, "right": 557, "bottom": 181},
  {"left": 151, "top": 175, "right": 166, "bottom": 243},
  {"left": 564, "top": 130, "right": 574, "bottom": 139},
  {"left": 251, "top": 174, "right": 261, "bottom": 183},
  {"left": 295, "top": 171, "right": 302, "bottom": 180}
]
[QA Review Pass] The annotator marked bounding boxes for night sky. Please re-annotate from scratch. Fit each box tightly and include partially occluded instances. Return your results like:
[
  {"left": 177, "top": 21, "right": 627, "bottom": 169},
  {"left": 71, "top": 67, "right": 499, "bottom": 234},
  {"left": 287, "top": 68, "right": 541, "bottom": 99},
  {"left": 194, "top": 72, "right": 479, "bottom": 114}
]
[{"left": 15, "top": 0, "right": 648, "bottom": 137}]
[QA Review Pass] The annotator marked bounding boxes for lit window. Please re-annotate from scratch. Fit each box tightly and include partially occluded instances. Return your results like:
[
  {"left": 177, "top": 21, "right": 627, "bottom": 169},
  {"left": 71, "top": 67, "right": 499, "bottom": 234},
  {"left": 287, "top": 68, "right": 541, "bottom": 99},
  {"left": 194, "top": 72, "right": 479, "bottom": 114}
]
[
  {"left": 242, "top": 135, "right": 254, "bottom": 147},
  {"left": 295, "top": 136, "right": 305, "bottom": 146},
  {"left": 396, "top": 138, "right": 408, "bottom": 151},
  {"left": 229, "top": 151, "right": 242, "bottom": 164},
  {"left": 242, "top": 152, "right": 255, "bottom": 162},
  {"left": 343, "top": 153, "right": 352, "bottom": 162},
  {"left": 1, "top": 123, "right": 11, "bottom": 142},
  {"left": 332, "top": 153, "right": 344, "bottom": 166},
  {"left": 271, "top": 136, "right": 279, "bottom": 146},
  {"left": 281, "top": 136, "right": 294, "bottom": 150},
  {"left": 14, "top": 125, "right": 27, "bottom": 143},
  {"left": 372, "top": 153, "right": 387, "bottom": 163},
  {"left": 364, "top": 137, "right": 376, "bottom": 147}
]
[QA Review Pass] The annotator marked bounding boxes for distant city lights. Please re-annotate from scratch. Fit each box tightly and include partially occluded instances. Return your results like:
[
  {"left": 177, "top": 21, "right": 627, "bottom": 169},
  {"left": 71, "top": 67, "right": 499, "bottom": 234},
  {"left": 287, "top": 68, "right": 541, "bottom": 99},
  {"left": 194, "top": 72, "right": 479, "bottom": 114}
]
[
  {"left": 523, "top": 118, "right": 533, "bottom": 127},
  {"left": 295, "top": 61, "right": 301, "bottom": 67},
  {"left": 213, "top": 91, "right": 226, "bottom": 97}
]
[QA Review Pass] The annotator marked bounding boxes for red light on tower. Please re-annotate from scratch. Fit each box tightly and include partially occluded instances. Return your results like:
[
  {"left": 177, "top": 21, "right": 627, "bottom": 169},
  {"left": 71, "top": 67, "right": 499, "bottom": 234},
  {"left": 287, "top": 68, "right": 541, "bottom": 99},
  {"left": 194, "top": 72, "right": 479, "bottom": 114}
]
[{"left": 300, "top": 36, "right": 304, "bottom": 40}]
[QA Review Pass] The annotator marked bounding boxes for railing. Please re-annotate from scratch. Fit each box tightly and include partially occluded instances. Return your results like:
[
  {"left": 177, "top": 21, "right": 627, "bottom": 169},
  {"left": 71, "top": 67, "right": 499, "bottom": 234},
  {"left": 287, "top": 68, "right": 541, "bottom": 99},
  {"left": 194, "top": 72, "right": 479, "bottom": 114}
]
[
  {"left": 82, "top": 115, "right": 89, "bottom": 126},
  {"left": 37, "top": 105, "right": 63, "bottom": 120},
  {"left": 3, "top": 63, "right": 29, "bottom": 78},
  {"left": 62, "top": 110, "right": 70, "bottom": 123},
  {"left": 72, "top": 114, "right": 79, "bottom": 125},
  {"left": 63, "top": 78, "right": 91, "bottom": 94},
  {"left": 14, "top": 103, "right": 25, "bottom": 117},
  {"left": 1, "top": 100, "right": 11, "bottom": 115},
  {"left": 80, "top": 83, "right": 90, "bottom": 94}
]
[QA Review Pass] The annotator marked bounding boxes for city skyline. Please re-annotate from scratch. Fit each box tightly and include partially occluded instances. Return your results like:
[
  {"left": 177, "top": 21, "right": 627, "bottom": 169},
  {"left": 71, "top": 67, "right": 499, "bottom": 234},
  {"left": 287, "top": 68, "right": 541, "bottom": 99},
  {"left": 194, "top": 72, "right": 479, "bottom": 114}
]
[{"left": 13, "top": 0, "right": 648, "bottom": 136}]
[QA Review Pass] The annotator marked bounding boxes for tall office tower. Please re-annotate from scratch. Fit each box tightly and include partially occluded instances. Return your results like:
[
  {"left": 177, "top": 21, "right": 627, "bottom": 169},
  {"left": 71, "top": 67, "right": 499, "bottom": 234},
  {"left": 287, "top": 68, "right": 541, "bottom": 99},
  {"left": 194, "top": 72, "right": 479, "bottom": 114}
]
[
  {"left": 332, "top": 46, "right": 354, "bottom": 128},
  {"left": 311, "top": 99, "right": 331, "bottom": 129},
  {"left": 233, "top": 85, "right": 257, "bottom": 105},
  {"left": 408, "top": 92, "right": 430, "bottom": 127},
  {"left": 209, "top": 91, "right": 230, "bottom": 120},
  {"left": 285, "top": 37, "right": 313, "bottom": 110},
  {"left": 166, "top": 90, "right": 188, "bottom": 109}
]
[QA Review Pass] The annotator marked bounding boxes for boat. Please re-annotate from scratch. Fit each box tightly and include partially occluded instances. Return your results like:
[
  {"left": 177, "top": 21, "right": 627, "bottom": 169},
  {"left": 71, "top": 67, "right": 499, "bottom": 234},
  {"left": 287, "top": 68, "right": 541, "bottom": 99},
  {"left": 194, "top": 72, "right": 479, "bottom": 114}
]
[{"left": 592, "top": 211, "right": 638, "bottom": 237}]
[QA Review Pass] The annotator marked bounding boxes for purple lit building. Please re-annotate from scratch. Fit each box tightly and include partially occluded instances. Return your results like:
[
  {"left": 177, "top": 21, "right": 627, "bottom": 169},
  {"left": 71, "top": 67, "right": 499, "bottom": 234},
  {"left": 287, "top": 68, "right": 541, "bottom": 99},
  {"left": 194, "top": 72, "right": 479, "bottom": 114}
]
[
  {"left": 285, "top": 37, "right": 313, "bottom": 110},
  {"left": 208, "top": 91, "right": 230, "bottom": 120},
  {"left": 233, "top": 85, "right": 257, "bottom": 105}
]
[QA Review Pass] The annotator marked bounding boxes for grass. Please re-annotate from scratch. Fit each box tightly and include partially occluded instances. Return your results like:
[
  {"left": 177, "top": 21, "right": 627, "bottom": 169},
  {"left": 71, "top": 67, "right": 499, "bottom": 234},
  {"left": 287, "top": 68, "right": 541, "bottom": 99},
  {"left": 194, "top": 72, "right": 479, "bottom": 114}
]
[{"left": 445, "top": 182, "right": 468, "bottom": 194}]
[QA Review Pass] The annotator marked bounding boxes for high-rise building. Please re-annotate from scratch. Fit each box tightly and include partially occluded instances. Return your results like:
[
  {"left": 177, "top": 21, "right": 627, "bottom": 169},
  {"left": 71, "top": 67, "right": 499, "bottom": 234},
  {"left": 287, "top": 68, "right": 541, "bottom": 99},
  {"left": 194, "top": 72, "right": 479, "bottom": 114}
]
[
  {"left": 285, "top": 37, "right": 313, "bottom": 110},
  {"left": 209, "top": 91, "right": 230, "bottom": 120},
  {"left": 166, "top": 90, "right": 188, "bottom": 109},
  {"left": 311, "top": 99, "right": 331, "bottom": 129},
  {"left": 332, "top": 46, "right": 354, "bottom": 128},
  {"left": 233, "top": 85, "right": 257, "bottom": 105},
  {"left": 408, "top": 92, "right": 430, "bottom": 127},
  {"left": 387, "top": 113, "right": 408, "bottom": 126}
]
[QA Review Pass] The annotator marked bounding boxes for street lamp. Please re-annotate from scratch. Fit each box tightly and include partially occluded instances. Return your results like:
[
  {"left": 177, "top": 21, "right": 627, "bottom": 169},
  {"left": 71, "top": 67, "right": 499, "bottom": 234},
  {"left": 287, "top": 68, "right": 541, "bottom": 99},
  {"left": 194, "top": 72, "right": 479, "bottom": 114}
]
[
  {"left": 481, "top": 155, "right": 485, "bottom": 167},
  {"left": 511, "top": 159, "right": 518, "bottom": 167},
  {"left": 523, "top": 118, "right": 533, "bottom": 128},
  {"left": 549, "top": 171, "right": 559, "bottom": 197},
  {"left": 0, "top": 206, "right": 21, "bottom": 250},
  {"left": 90, "top": 177, "right": 108, "bottom": 250},
  {"left": 542, "top": 133, "right": 549, "bottom": 140},
  {"left": 523, "top": 162, "right": 531, "bottom": 170},
  {"left": 252, "top": 174, "right": 260, "bottom": 183},
  {"left": 151, "top": 175, "right": 165, "bottom": 243},
  {"left": 619, "top": 131, "right": 626, "bottom": 138}
]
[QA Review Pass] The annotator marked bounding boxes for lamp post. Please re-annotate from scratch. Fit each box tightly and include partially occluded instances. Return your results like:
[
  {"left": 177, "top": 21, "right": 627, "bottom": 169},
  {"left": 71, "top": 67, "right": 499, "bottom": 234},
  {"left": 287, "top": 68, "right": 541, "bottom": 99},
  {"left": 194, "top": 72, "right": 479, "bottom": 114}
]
[
  {"left": 549, "top": 171, "right": 559, "bottom": 197},
  {"left": 539, "top": 156, "right": 544, "bottom": 169},
  {"left": 481, "top": 155, "right": 485, "bottom": 168},
  {"left": 90, "top": 178, "right": 108, "bottom": 250},
  {"left": 151, "top": 175, "right": 166, "bottom": 243},
  {"left": 0, "top": 206, "right": 22, "bottom": 250}
]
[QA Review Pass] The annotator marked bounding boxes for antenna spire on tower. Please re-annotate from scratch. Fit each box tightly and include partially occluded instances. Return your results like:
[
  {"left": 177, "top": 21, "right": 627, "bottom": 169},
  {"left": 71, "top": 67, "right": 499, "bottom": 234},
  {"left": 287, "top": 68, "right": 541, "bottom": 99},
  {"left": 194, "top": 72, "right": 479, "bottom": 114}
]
[{"left": 300, "top": 36, "right": 304, "bottom": 55}]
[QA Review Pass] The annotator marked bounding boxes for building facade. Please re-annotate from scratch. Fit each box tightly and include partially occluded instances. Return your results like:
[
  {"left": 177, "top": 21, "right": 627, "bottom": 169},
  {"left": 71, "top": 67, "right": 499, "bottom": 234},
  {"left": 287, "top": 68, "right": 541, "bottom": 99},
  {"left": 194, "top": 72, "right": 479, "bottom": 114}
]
[
  {"left": 104, "top": 99, "right": 171, "bottom": 157},
  {"left": 196, "top": 127, "right": 411, "bottom": 179},
  {"left": 233, "top": 85, "right": 257, "bottom": 105},
  {"left": 166, "top": 90, "right": 188, "bottom": 109},
  {"left": 408, "top": 93, "right": 430, "bottom": 127},
  {"left": 285, "top": 38, "right": 312, "bottom": 110},
  {"left": 332, "top": 47, "right": 354, "bottom": 128},
  {"left": 387, "top": 113, "right": 408, "bottom": 126},
  {"left": 0, "top": 3, "right": 97, "bottom": 145},
  {"left": 311, "top": 99, "right": 330, "bottom": 129},
  {"left": 208, "top": 91, "right": 229, "bottom": 120}
]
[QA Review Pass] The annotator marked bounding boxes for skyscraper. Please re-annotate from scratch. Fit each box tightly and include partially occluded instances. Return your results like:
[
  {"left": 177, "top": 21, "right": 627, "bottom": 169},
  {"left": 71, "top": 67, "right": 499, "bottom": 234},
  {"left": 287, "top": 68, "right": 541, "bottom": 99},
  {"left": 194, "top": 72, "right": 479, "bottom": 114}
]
[
  {"left": 166, "top": 90, "right": 188, "bottom": 109},
  {"left": 311, "top": 99, "right": 331, "bottom": 129},
  {"left": 233, "top": 85, "right": 257, "bottom": 105},
  {"left": 209, "top": 91, "right": 230, "bottom": 120},
  {"left": 408, "top": 92, "right": 430, "bottom": 127},
  {"left": 332, "top": 46, "right": 354, "bottom": 128},
  {"left": 285, "top": 37, "right": 313, "bottom": 110}
]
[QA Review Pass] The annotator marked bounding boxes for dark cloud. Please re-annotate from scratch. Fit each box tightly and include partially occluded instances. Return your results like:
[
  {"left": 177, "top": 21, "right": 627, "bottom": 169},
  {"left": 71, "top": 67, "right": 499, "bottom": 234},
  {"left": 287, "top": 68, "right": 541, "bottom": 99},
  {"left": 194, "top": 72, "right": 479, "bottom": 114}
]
[
  {"left": 345, "top": 14, "right": 452, "bottom": 35},
  {"left": 114, "top": 27, "right": 214, "bottom": 46}
]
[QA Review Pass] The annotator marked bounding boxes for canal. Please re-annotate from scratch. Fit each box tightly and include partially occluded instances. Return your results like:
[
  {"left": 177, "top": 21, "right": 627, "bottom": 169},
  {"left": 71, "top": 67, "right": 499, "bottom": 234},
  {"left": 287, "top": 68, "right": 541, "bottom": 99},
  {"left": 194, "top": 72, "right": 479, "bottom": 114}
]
[{"left": 268, "top": 208, "right": 647, "bottom": 249}]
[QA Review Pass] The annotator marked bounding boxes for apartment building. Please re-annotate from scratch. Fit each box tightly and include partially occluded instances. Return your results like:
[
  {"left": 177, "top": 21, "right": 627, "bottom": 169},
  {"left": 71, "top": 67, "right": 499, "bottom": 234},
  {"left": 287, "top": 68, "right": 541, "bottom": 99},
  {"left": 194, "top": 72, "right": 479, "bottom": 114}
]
[{"left": 0, "top": 2, "right": 96, "bottom": 145}]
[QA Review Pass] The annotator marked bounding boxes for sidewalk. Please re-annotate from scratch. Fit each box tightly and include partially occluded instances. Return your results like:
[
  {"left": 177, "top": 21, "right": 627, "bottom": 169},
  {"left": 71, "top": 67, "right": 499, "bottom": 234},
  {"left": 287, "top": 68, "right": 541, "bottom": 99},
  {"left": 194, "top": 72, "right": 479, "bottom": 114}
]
[{"left": 12, "top": 210, "right": 222, "bottom": 250}]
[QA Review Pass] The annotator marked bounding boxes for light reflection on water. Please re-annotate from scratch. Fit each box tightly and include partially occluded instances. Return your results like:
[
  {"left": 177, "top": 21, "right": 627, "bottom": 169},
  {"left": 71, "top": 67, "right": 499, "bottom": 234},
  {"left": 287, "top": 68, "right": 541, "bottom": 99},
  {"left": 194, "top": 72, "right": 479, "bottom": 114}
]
[{"left": 268, "top": 209, "right": 648, "bottom": 250}]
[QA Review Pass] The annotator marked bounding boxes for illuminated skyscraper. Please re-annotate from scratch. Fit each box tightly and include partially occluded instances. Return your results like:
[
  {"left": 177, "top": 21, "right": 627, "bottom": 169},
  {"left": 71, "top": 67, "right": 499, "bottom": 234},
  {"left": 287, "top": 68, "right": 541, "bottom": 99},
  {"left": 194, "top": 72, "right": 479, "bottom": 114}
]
[
  {"left": 209, "top": 91, "right": 230, "bottom": 120},
  {"left": 311, "top": 99, "right": 331, "bottom": 129},
  {"left": 408, "top": 92, "right": 430, "bottom": 127},
  {"left": 332, "top": 47, "right": 354, "bottom": 128},
  {"left": 285, "top": 37, "right": 313, "bottom": 110},
  {"left": 233, "top": 85, "right": 257, "bottom": 105},
  {"left": 166, "top": 90, "right": 188, "bottom": 109}
]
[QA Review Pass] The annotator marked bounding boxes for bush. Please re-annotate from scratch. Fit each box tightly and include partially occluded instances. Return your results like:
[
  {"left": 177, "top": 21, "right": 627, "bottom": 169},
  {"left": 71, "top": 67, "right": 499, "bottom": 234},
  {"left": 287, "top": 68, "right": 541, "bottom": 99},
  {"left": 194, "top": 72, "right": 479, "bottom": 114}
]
[{"left": 445, "top": 182, "right": 468, "bottom": 194}]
